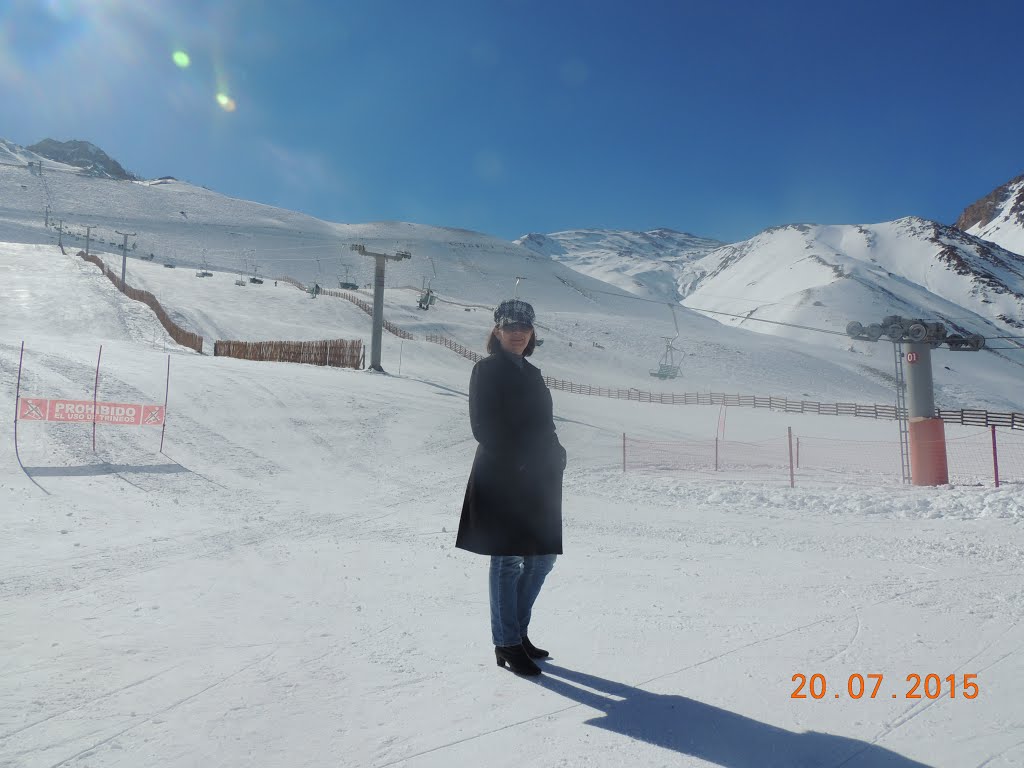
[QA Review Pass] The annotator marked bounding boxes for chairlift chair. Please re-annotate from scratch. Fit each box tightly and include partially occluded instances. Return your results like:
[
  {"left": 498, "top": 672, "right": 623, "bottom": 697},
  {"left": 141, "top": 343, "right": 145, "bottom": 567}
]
[
  {"left": 649, "top": 339, "right": 681, "bottom": 379},
  {"left": 649, "top": 304, "right": 683, "bottom": 379},
  {"left": 417, "top": 287, "right": 437, "bottom": 310}
]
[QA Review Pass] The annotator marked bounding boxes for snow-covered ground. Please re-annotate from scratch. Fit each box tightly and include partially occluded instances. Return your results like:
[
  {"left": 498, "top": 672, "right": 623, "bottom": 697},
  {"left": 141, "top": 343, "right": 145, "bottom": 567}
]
[{"left": 3, "top": 238, "right": 1024, "bottom": 768}]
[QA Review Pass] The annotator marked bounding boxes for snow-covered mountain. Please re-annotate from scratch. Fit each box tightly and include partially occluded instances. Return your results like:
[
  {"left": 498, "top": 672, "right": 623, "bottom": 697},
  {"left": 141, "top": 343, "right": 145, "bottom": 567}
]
[
  {"left": 957, "top": 172, "right": 1024, "bottom": 257},
  {"left": 516, "top": 216, "right": 1024, "bottom": 352},
  {"left": 27, "top": 138, "right": 137, "bottom": 181},
  {"left": 516, "top": 228, "right": 724, "bottom": 302},
  {"left": 678, "top": 218, "right": 1024, "bottom": 346}
]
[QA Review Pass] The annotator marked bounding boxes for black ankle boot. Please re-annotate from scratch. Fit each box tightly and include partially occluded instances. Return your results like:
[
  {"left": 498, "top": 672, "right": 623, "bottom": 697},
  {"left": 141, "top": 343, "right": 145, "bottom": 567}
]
[
  {"left": 494, "top": 644, "right": 541, "bottom": 676},
  {"left": 521, "top": 635, "right": 549, "bottom": 659}
]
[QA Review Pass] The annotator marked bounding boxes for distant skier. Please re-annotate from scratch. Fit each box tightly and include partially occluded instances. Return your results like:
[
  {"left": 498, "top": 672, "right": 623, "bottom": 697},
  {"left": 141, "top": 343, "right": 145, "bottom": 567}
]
[{"left": 456, "top": 299, "right": 567, "bottom": 677}]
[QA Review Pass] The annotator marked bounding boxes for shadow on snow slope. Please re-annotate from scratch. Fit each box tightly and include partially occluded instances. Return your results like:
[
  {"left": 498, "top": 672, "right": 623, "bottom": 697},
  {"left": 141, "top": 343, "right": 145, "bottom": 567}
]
[{"left": 532, "top": 664, "right": 932, "bottom": 768}]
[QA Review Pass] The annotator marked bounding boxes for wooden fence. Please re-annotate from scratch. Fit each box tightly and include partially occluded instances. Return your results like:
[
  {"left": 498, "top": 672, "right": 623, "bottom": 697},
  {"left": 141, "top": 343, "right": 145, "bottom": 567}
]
[
  {"left": 425, "top": 333, "right": 1024, "bottom": 431},
  {"left": 319, "top": 288, "right": 415, "bottom": 340},
  {"left": 213, "top": 338, "right": 364, "bottom": 369},
  {"left": 277, "top": 275, "right": 307, "bottom": 291},
  {"left": 425, "top": 334, "right": 483, "bottom": 363},
  {"left": 79, "top": 251, "right": 204, "bottom": 353}
]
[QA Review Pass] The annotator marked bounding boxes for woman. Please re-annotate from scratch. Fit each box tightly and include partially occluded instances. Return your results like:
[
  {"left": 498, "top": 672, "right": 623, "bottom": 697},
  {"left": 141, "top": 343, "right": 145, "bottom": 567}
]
[{"left": 456, "top": 299, "right": 567, "bottom": 677}]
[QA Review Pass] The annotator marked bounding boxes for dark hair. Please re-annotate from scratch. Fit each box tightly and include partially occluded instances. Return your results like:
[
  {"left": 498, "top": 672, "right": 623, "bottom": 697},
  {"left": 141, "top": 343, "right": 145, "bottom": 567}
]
[{"left": 486, "top": 326, "right": 536, "bottom": 357}]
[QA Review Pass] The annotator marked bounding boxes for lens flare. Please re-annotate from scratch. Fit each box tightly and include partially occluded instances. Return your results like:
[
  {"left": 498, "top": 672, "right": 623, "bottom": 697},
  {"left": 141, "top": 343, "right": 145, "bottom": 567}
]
[
  {"left": 172, "top": 50, "right": 190, "bottom": 68},
  {"left": 216, "top": 92, "right": 236, "bottom": 112}
]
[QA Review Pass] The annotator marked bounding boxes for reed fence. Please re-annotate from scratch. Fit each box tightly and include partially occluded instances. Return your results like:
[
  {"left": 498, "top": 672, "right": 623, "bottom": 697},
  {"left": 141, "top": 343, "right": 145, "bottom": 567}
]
[
  {"left": 213, "top": 338, "right": 364, "bottom": 369},
  {"left": 79, "top": 251, "right": 204, "bottom": 353}
]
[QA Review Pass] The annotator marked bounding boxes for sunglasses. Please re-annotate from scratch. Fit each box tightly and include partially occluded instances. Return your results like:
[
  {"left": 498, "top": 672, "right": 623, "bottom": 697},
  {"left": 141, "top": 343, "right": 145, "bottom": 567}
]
[{"left": 500, "top": 322, "right": 533, "bottom": 333}]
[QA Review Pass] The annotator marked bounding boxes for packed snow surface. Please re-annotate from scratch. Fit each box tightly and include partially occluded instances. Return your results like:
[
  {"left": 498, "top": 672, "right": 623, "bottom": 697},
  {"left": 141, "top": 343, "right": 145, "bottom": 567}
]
[{"left": 3, "top": 238, "right": 1023, "bottom": 768}]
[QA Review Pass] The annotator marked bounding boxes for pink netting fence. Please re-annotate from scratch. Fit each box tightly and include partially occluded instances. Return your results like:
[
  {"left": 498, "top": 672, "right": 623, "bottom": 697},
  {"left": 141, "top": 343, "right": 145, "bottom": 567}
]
[{"left": 623, "top": 428, "right": 1024, "bottom": 487}]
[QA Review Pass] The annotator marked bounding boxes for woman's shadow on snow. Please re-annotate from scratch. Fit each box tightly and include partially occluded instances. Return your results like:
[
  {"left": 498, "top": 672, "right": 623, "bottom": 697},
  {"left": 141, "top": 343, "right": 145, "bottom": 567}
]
[{"left": 532, "top": 664, "right": 933, "bottom": 768}]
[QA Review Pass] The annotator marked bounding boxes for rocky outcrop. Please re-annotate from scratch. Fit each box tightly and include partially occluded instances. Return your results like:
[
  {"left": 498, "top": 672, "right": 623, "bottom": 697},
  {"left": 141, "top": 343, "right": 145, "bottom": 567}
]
[
  {"left": 955, "top": 173, "right": 1024, "bottom": 231},
  {"left": 27, "top": 139, "right": 137, "bottom": 180}
]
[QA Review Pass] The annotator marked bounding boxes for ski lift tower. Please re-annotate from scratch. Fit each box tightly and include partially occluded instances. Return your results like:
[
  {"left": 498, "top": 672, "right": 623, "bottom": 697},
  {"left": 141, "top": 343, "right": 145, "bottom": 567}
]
[
  {"left": 115, "top": 230, "right": 136, "bottom": 286},
  {"left": 846, "top": 314, "right": 985, "bottom": 485},
  {"left": 351, "top": 244, "right": 412, "bottom": 372}
]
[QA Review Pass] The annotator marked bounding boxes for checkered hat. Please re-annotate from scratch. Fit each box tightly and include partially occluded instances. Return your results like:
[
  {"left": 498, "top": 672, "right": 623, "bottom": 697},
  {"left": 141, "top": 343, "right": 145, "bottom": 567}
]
[{"left": 494, "top": 299, "right": 535, "bottom": 328}]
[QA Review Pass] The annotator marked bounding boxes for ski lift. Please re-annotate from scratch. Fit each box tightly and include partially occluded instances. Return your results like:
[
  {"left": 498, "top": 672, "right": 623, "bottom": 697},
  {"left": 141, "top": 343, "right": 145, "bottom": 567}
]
[
  {"left": 338, "top": 264, "right": 358, "bottom": 290},
  {"left": 417, "top": 277, "right": 437, "bottom": 310},
  {"left": 195, "top": 256, "right": 213, "bottom": 278},
  {"left": 649, "top": 304, "right": 682, "bottom": 379}
]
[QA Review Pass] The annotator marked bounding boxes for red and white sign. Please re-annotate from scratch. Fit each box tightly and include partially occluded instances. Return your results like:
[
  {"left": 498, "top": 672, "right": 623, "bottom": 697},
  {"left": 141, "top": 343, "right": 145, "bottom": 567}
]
[
  {"left": 141, "top": 405, "right": 166, "bottom": 426},
  {"left": 18, "top": 398, "right": 48, "bottom": 421},
  {"left": 49, "top": 400, "right": 143, "bottom": 425},
  {"left": 906, "top": 352, "right": 920, "bottom": 364},
  {"left": 17, "top": 398, "right": 165, "bottom": 426}
]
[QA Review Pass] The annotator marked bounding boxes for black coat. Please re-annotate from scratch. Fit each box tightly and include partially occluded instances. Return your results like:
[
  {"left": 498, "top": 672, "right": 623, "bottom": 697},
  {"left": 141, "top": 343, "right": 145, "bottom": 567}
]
[{"left": 456, "top": 351, "right": 566, "bottom": 556}]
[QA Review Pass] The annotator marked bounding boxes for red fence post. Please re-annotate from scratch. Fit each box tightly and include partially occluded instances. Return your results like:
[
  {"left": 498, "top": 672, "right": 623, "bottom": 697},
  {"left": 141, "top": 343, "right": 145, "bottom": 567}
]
[
  {"left": 160, "top": 354, "right": 170, "bottom": 454},
  {"left": 787, "top": 426, "right": 795, "bottom": 488},
  {"left": 992, "top": 425, "right": 1000, "bottom": 488},
  {"left": 14, "top": 341, "right": 25, "bottom": 466},
  {"left": 92, "top": 345, "right": 102, "bottom": 452}
]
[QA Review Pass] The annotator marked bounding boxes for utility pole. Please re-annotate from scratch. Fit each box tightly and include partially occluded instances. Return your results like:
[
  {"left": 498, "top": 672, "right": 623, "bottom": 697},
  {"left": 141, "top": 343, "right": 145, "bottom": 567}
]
[
  {"left": 350, "top": 244, "right": 412, "bottom": 372},
  {"left": 116, "top": 230, "right": 136, "bottom": 286},
  {"left": 85, "top": 225, "right": 94, "bottom": 257},
  {"left": 44, "top": 205, "right": 50, "bottom": 228}
]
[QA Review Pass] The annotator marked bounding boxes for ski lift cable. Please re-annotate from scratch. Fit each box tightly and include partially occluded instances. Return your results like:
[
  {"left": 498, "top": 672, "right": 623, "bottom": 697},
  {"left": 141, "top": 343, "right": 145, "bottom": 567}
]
[
  {"left": 584, "top": 286, "right": 1023, "bottom": 342},
  {"left": 583, "top": 286, "right": 850, "bottom": 338}
]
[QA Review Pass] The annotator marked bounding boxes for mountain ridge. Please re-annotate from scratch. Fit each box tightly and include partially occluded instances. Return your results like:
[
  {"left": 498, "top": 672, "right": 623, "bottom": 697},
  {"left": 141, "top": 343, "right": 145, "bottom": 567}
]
[
  {"left": 957, "top": 173, "right": 1024, "bottom": 257},
  {"left": 26, "top": 138, "right": 137, "bottom": 181}
]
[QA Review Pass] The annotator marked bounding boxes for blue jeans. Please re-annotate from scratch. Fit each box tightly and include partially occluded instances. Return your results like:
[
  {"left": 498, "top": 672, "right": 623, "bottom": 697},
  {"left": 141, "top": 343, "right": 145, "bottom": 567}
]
[{"left": 489, "top": 555, "right": 556, "bottom": 647}]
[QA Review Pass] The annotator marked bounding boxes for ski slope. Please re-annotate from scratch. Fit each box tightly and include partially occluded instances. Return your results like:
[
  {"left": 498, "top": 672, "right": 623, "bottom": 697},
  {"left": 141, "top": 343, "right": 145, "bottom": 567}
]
[
  {"left": 5, "top": 152, "right": 1024, "bottom": 412},
  {"left": 3, "top": 239, "right": 1024, "bottom": 768}
]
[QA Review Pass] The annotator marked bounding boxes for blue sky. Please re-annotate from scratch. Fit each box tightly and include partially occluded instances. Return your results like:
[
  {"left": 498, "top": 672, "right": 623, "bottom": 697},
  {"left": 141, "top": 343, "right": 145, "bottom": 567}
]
[{"left": 2, "top": 0, "right": 1022, "bottom": 244}]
